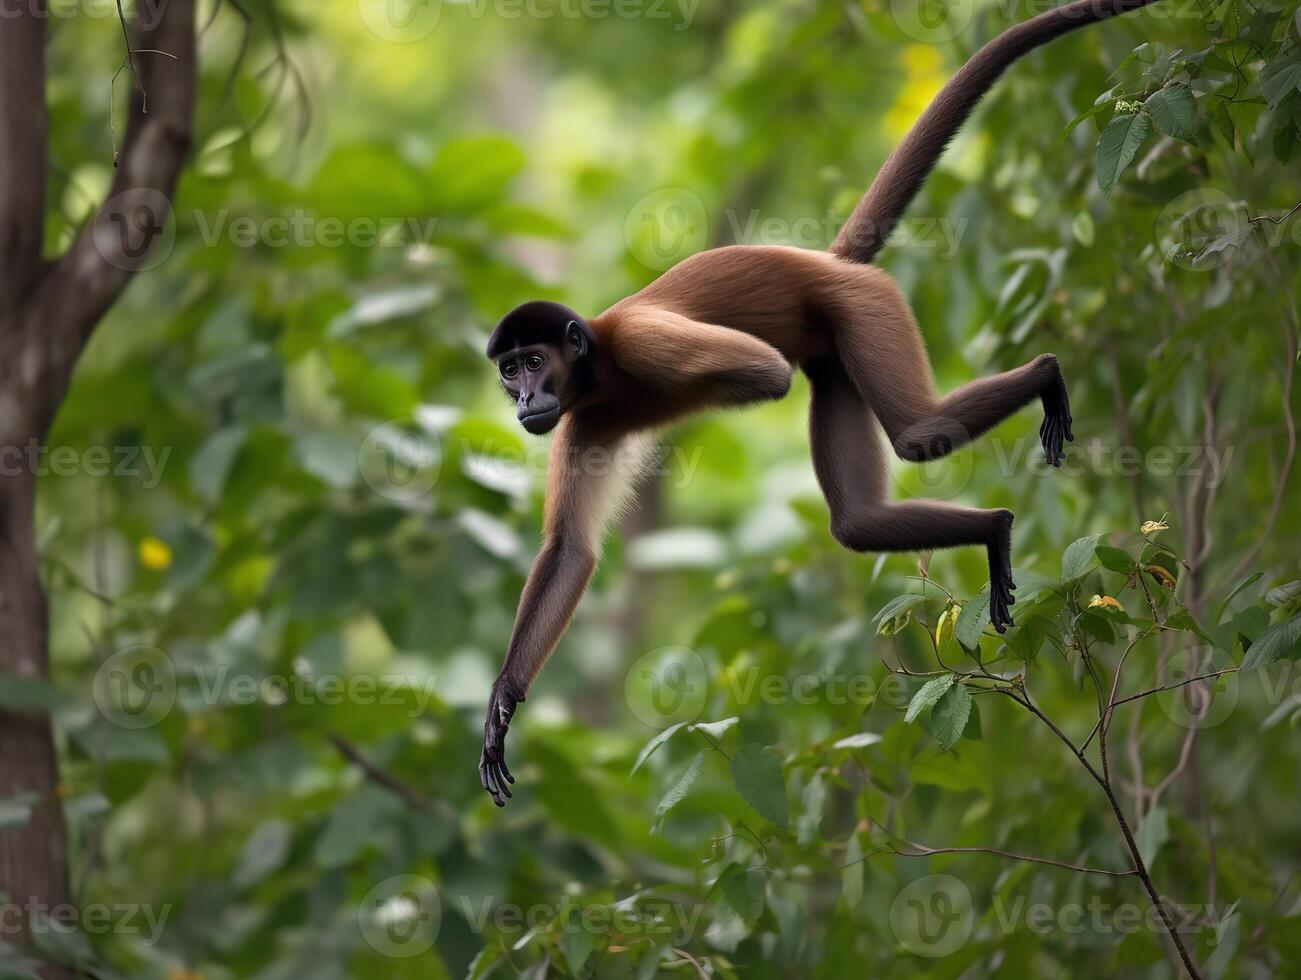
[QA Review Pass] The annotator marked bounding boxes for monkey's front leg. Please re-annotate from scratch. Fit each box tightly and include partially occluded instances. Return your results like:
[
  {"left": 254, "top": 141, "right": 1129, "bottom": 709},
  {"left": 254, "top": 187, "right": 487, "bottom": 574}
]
[{"left": 480, "top": 535, "right": 597, "bottom": 806}]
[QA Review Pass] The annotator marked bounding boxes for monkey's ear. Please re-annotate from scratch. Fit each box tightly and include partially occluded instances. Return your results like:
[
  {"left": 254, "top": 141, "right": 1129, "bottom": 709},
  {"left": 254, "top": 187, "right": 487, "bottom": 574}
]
[{"left": 565, "top": 320, "right": 589, "bottom": 357}]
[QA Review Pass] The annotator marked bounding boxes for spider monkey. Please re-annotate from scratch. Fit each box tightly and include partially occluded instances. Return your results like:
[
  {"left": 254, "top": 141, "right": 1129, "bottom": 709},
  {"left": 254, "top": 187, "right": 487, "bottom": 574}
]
[{"left": 479, "top": 0, "right": 1159, "bottom": 805}]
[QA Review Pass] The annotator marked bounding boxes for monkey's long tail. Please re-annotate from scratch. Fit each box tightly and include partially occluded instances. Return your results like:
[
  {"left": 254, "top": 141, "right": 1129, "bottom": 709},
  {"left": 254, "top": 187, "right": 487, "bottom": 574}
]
[{"left": 829, "top": 0, "right": 1160, "bottom": 265}]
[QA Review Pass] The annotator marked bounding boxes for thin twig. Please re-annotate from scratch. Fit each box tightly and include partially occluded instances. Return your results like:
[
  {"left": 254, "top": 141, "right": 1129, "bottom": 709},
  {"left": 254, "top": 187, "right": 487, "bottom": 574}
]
[{"left": 887, "top": 839, "right": 1136, "bottom": 877}]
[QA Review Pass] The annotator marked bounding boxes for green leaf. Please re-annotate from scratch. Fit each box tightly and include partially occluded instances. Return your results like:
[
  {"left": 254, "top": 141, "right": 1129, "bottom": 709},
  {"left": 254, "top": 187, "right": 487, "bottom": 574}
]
[
  {"left": 871, "top": 593, "right": 925, "bottom": 636},
  {"left": 1265, "top": 581, "right": 1301, "bottom": 609},
  {"left": 561, "top": 915, "right": 596, "bottom": 975},
  {"left": 1135, "top": 806, "right": 1169, "bottom": 869},
  {"left": 1062, "top": 534, "right": 1102, "bottom": 582},
  {"left": 234, "top": 820, "right": 292, "bottom": 889},
  {"left": 1215, "top": 571, "right": 1263, "bottom": 624},
  {"left": 1096, "top": 112, "right": 1150, "bottom": 196},
  {"left": 797, "top": 773, "right": 826, "bottom": 846},
  {"left": 719, "top": 863, "right": 766, "bottom": 922},
  {"left": 1241, "top": 613, "right": 1301, "bottom": 670},
  {"left": 905, "top": 675, "right": 955, "bottom": 724},
  {"left": 1095, "top": 545, "right": 1135, "bottom": 573},
  {"left": 931, "top": 684, "right": 972, "bottom": 752},
  {"left": 953, "top": 594, "right": 990, "bottom": 650},
  {"left": 841, "top": 833, "right": 864, "bottom": 907},
  {"left": 1145, "top": 83, "right": 1197, "bottom": 142},
  {"left": 730, "top": 744, "right": 789, "bottom": 828},
  {"left": 1260, "top": 48, "right": 1301, "bottom": 108},
  {"left": 962, "top": 699, "right": 983, "bottom": 742},
  {"left": 630, "top": 722, "right": 686, "bottom": 776},
  {"left": 654, "top": 751, "right": 705, "bottom": 829},
  {"left": 1007, "top": 614, "right": 1056, "bottom": 664},
  {"left": 314, "top": 786, "right": 400, "bottom": 868},
  {"left": 429, "top": 134, "right": 526, "bottom": 212}
]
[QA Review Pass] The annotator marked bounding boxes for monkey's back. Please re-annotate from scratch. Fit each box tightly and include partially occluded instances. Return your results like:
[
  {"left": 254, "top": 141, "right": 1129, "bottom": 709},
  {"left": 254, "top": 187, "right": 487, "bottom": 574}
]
[{"left": 603, "top": 245, "right": 846, "bottom": 363}]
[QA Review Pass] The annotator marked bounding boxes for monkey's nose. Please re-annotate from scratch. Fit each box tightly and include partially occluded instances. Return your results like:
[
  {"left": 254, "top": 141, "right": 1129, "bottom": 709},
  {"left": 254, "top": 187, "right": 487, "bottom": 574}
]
[{"left": 519, "top": 391, "right": 533, "bottom": 408}]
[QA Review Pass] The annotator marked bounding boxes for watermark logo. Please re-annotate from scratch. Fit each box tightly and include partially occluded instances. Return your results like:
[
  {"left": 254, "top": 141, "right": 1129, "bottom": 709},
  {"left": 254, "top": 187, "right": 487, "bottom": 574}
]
[
  {"left": 889, "top": 874, "right": 973, "bottom": 957},
  {"left": 625, "top": 188, "right": 709, "bottom": 271},
  {"left": 359, "top": 875, "right": 442, "bottom": 957},
  {"left": 91, "top": 187, "right": 176, "bottom": 272},
  {"left": 358, "top": 0, "right": 442, "bottom": 41},
  {"left": 1155, "top": 188, "right": 1250, "bottom": 272},
  {"left": 92, "top": 644, "right": 176, "bottom": 730},
  {"left": 359, "top": 418, "right": 441, "bottom": 502},
  {"left": 1155, "top": 646, "right": 1239, "bottom": 731},
  {"left": 890, "top": 0, "right": 976, "bottom": 44},
  {"left": 624, "top": 645, "right": 709, "bottom": 728}
]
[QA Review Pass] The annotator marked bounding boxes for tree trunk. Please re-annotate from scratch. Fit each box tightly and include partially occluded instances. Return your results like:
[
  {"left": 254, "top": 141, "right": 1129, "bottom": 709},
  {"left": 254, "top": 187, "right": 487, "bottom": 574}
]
[{"left": 0, "top": 453, "right": 71, "bottom": 979}]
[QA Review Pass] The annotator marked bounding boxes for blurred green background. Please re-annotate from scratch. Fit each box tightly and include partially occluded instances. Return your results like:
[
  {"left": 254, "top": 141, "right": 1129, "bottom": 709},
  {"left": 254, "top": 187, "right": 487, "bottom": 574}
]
[{"left": 9, "top": 0, "right": 1301, "bottom": 976}]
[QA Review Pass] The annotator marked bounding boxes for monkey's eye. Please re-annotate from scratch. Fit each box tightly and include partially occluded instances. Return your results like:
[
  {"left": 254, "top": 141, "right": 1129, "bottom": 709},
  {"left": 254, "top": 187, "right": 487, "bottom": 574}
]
[
  {"left": 500, "top": 362, "right": 519, "bottom": 380},
  {"left": 524, "top": 354, "right": 544, "bottom": 372}
]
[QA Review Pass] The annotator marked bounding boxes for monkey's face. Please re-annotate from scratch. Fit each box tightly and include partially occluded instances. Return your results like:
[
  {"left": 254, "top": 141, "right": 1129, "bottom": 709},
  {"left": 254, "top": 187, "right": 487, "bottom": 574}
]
[{"left": 496, "top": 342, "right": 573, "bottom": 435}]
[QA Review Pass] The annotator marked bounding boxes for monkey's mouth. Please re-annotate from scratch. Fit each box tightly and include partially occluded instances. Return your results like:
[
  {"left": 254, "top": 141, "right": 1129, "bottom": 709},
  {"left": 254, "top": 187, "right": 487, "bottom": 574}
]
[{"left": 518, "top": 408, "right": 560, "bottom": 435}]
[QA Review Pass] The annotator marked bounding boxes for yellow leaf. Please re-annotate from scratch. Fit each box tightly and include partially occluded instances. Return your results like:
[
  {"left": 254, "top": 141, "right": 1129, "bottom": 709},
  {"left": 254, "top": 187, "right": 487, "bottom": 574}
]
[
  {"left": 935, "top": 604, "right": 956, "bottom": 647},
  {"left": 1145, "top": 564, "right": 1177, "bottom": 588},
  {"left": 1089, "top": 594, "right": 1123, "bottom": 610},
  {"left": 1140, "top": 517, "right": 1170, "bottom": 536},
  {"left": 138, "top": 536, "right": 172, "bottom": 571}
]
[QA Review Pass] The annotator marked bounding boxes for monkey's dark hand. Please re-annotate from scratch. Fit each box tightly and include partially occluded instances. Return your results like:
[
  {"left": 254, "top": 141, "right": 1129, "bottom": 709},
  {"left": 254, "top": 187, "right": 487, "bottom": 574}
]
[
  {"left": 988, "top": 509, "right": 1016, "bottom": 633},
  {"left": 479, "top": 680, "right": 521, "bottom": 806},
  {"left": 1038, "top": 357, "right": 1074, "bottom": 467}
]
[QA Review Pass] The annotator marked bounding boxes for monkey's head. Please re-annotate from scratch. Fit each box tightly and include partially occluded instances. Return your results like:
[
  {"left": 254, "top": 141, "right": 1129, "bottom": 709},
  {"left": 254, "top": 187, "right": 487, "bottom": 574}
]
[{"left": 486, "top": 301, "right": 598, "bottom": 435}]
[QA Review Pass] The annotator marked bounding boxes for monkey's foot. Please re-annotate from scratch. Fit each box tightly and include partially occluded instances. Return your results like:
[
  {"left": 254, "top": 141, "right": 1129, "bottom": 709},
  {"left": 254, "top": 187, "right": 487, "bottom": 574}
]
[
  {"left": 988, "top": 510, "right": 1016, "bottom": 633},
  {"left": 479, "top": 681, "right": 521, "bottom": 807},
  {"left": 1038, "top": 356, "right": 1074, "bottom": 468}
]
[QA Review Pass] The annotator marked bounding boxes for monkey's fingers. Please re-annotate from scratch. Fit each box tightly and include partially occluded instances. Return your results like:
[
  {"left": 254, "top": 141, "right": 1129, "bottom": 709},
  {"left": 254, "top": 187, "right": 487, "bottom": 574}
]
[{"left": 480, "top": 750, "right": 509, "bottom": 806}]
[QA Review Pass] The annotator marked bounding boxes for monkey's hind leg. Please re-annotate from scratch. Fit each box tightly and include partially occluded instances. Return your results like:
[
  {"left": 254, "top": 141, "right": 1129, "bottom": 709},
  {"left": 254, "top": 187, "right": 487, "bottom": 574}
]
[
  {"left": 828, "top": 269, "right": 1074, "bottom": 466},
  {"left": 806, "top": 357, "right": 1017, "bottom": 631}
]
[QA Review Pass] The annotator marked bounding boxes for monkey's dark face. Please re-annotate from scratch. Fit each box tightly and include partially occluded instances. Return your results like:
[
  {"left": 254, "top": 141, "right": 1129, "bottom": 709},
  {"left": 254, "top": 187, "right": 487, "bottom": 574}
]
[
  {"left": 486, "top": 301, "right": 597, "bottom": 436},
  {"left": 496, "top": 342, "right": 574, "bottom": 434}
]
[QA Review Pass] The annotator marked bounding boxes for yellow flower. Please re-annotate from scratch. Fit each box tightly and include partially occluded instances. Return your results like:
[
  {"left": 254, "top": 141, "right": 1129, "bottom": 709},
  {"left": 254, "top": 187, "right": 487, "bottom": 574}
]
[
  {"left": 1089, "top": 594, "right": 1123, "bottom": 610},
  {"left": 138, "top": 537, "right": 172, "bottom": 571},
  {"left": 1140, "top": 517, "right": 1170, "bottom": 536}
]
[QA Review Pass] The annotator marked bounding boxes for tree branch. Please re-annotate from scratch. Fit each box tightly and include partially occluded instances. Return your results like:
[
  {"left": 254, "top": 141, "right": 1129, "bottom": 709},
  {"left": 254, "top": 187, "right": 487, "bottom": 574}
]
[
  {"left": 0, "top": 2, "right": 48, "bottom": 312},
  {"left": 23, "top": 0, "right": 196, "bottom": 431}
]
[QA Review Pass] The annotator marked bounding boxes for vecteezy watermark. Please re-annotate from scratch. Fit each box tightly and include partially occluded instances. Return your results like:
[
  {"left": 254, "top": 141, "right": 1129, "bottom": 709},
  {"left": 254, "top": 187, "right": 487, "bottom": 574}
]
[
  {"left": 722, "top": 210, "right": 971, "bottom": 260},
  {"left": 92, "top": 645, "right": 176, "bottom": 730},
  {"left": 889, "top": 874, "right": 974, "bottom": 957},
  {"left": 193, "top": 211, "right": 439, "bottom": 250},
  {"left": 723, "top": 664, "right": 908, "bottom": 710},
  {"left": 991, "top": 894, "right": 1222, "bottom": 939},
  {"left": 1156, "top": 188, "right": 1301, "bottom": 272},
  {"left": 624, "top": 646, "right": 710, "bottom": 728},
  {"left": 92, "top": 646, "right": 441, "bottom": 728},
  {"left": 0, "top": 899, "right": 171, "bottom": 947},
  {"left": 890, "top": 0, "right": 1203, "bottom": 43},
  {"left": 456, "top": 893, "right": 705, "bottom": 944},
  {"left": 990, "top": 438, "right": 1235, "bottom": 488},
  {"left": 359, "top": 419, "right": 442, "bottom": 503},
  {"left": 624, "top": 188, "right": 973, "bottom": 271},
  {"left": 0, "top": 0, "right": 167, "bottom": 28},
  {"left": 625, "top": 188, "right": 711, "bottom": 271},
  {"left": 359, "top": 876, "right": 442, "bottom": 958},
  {"left": 462, "top": 438, "right": 704, "bottom": 493},
  {"left": 91, "top": 188, "right": 176, "bottom": 273},
  {"left": 358, "top": 0, "right": 698, "bottom": 43},
  {"left": 0, "top": 441, "right": 170, "bottom": 487}
]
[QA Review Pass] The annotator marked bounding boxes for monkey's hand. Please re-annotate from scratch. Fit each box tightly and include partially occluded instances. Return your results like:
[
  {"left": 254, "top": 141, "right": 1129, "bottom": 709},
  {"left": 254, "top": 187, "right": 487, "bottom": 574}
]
[
  {"left": 479, "top": 680, "right": 522, "bottom": 806},
  {"left": 1038, "top": 355, "right": 1074, "bottom": 467}
]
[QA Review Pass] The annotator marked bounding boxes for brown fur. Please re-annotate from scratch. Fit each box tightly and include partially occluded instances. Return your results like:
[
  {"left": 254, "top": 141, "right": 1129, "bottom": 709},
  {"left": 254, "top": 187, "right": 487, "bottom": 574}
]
[{"left": 479, "top": 0, "right": 1156, "bottom": 805}]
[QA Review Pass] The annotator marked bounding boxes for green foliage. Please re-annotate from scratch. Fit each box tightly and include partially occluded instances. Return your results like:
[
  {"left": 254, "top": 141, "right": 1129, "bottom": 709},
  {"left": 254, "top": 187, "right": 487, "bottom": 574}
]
[{"left": 6, "top": 1, "right": 1299, "bottom": 977}]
